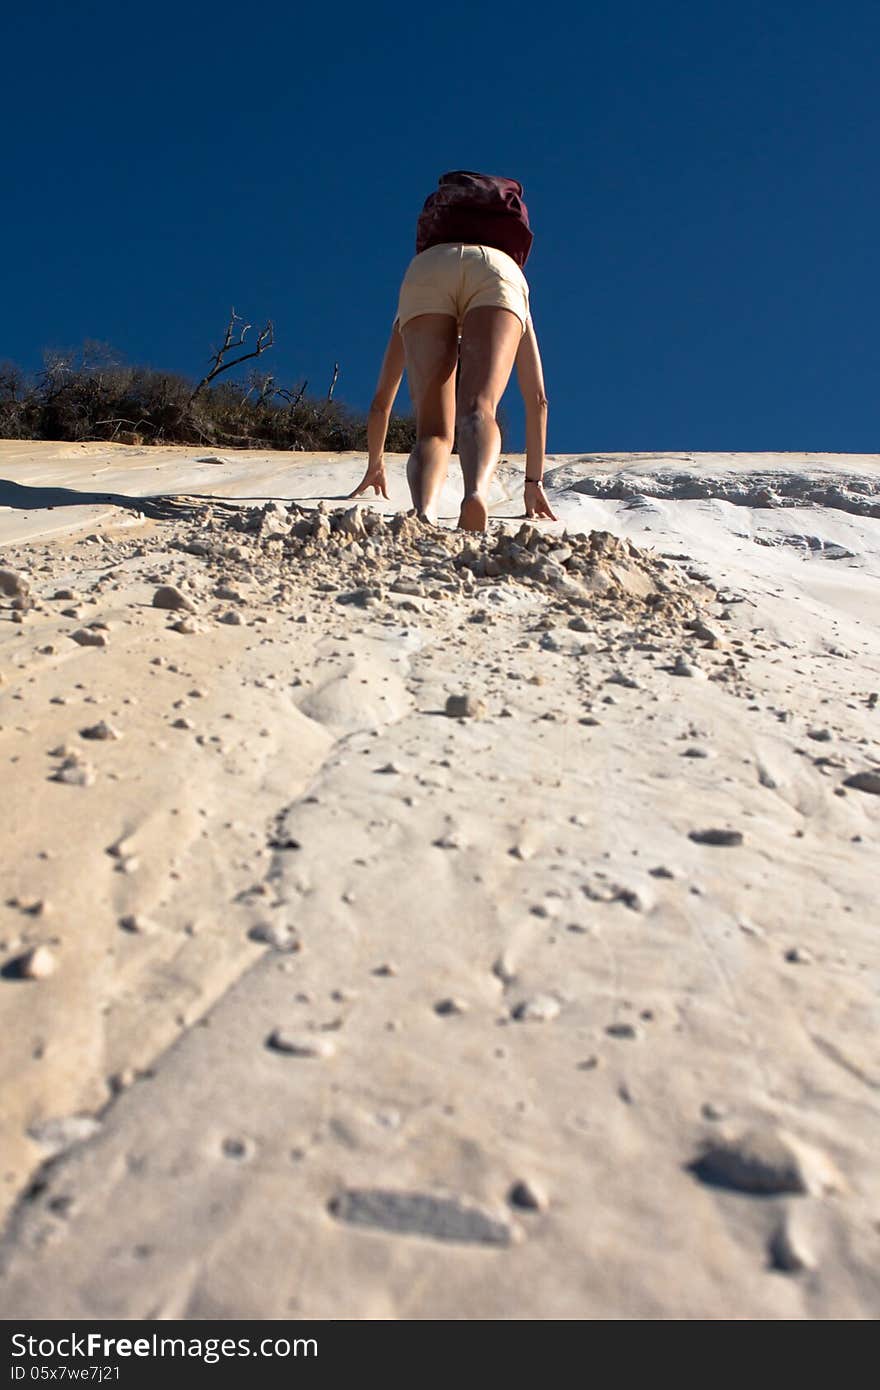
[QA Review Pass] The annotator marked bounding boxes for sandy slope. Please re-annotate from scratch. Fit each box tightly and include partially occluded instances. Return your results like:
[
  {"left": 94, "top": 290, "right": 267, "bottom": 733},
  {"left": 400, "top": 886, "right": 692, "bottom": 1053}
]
[{"left": 0, "top": 443, "right": 878, "bottom": 1319}]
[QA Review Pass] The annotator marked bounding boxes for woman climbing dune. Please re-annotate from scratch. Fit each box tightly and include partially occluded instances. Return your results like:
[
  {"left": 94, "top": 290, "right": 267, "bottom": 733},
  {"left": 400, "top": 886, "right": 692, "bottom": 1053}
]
[{"left": 365, "top": 171, "right": 548, "bottom": 530}]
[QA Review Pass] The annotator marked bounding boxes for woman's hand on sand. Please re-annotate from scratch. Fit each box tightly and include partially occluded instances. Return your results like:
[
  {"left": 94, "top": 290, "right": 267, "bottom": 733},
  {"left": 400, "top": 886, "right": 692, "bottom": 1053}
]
[
  {"left": 349, "top": 460, "right": 389, "bottom": 500},
  {"left": 524, "top": 479, "right": 557, "bottom": 521}
]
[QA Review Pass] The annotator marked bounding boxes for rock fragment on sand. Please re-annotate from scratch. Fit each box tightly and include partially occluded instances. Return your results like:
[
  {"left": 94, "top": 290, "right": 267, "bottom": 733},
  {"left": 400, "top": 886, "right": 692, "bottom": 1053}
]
[
  {"left": 784, "top": 946, "right": 814, "bottom": 964},
  {"left": 509, "top": 839, "right": 536, "bottom": 861},
  {"left": 336, "top": 587, "right": 378, "bottom": 608},
  {"left": 52, "top": 757, "right": 96, "bottom": 787},
  {"left": 80, "top": 720, "right": 120, "bottom": 741},
  {"left": 689, "top": 828, "right": 744, "bottom": 847},
  {"left": 28, "top": 1114, "right": 100, "bottom": 1156},
  {"left": 17, "top": 944, "right": 56, "bottom": 979},
  {"left": 152, "top": 585, "right": 194, "bottom": 613},
  {"left": 70, "top": 628, "right": 108, "bottom": 648},
  {"left": 769, "top": 1210, "right": 818, "bottom": 1273},
  {"left": 688, "top": 619, "right": 727, "bottom": 648},
  {"left": 248, "top": 922, "right": 300, "bottom": 952},
  {"left": 0, "top": 569, "right": 30, "bottom": 598},
  {"left": 118, "top": 914, "right": 158, "bottom": 935},
  {"left": 267, "top": 1029, "right": 335, "bottom": 1058},
  {"left": 221, "top": 1136, "right": 254, "bottom": 1159},
  {"left": 220, "top": 609, "right": 244, "bottom": 625},
  {"left": 512, "top": 994, "right": 561, "bottom": 1023},
  {"left": 337, "top": 505, "right": 366, "bottom": 539},
  {"left": 508, "top": 1179, "right": 548, "bottom": 1212},
  {"left": 606, "top": 1021, "right": 640, "bottom": 1040},
  {"left": 690, "top": 1128, "right": 842, "bottom": 1196},
  {"left": 445, "top": 693, "right": 486, "bottom": 719},
  {"left": 434, "top": 997, "right": 468, "bottom": 1016},
  {"left": 843, "top": 769, "right": 880, "bottom": 795},
  {"left": 701, "top": 1101, "right": 727, "bottom": 1122},
  {"left": 328, "top": 1189, "right": 513, "bottom": 1246},
  {"left": 672, "top": 654, "right": 707, "bottom": 679}
]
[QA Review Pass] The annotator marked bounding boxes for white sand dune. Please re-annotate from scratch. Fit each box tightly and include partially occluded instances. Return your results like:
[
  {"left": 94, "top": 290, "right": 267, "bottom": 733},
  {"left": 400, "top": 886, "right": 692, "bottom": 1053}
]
[{"left": 0, "top": 442, "right": 878, "bottom": 1319}]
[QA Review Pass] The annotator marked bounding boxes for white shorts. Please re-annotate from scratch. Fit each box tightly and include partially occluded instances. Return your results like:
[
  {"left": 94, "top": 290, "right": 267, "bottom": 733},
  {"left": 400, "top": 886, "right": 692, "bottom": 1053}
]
[{"left": 396, "top": 243, "right": 530, "bottom": 333}]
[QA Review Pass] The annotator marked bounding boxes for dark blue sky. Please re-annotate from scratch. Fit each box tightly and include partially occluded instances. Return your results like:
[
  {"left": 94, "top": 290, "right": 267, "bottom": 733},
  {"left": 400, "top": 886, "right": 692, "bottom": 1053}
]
[{"left": 4, "top": 1, "right": 878, "bottom": 452}]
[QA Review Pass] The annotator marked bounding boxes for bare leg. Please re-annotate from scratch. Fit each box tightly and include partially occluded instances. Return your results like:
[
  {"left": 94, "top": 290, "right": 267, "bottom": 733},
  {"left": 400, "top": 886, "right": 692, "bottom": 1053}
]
[
  {"left": 400, "top": 314, "right": 458, "bottom": 524},
  {"left": 456, "top": 306, "right": 523, "bottom": 531}
]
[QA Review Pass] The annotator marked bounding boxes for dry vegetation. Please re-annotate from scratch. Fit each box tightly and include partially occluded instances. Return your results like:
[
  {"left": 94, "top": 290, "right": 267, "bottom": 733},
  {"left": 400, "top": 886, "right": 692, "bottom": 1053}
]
[{"left": 0, "top": 311, "right": 418, "bottom": 454}]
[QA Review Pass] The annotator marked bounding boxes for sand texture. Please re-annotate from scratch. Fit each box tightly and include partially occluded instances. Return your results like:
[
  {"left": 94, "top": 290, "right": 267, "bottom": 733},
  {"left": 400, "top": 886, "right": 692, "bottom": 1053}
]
[{"left": 0, "top": 443, "right": 878, "bottom": 1319}]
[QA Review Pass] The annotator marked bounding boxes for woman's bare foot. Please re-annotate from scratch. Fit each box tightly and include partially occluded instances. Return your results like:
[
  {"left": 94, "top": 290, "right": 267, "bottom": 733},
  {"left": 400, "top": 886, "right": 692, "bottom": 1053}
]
[{"left": 458, "top": 494, "right": 488, "bottom": 532}]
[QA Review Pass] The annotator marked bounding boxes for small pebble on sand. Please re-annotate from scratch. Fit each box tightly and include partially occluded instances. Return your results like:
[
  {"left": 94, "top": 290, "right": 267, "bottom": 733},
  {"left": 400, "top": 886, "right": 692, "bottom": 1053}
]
[
  {"left": 118, "top": 915, "right": 158, "bottom": 935},
  {"left": 784, "top": 946, "right": 813, "bottom": 964},
  {"left": 843, "top": 770, "right": 880, "bottom": 795},
  {"left": 689, "top": 828, "right": 744, "bottom": 847},
  {"left": 248, "top": 922, "right": 300, "bottom": 952},
  {"left": 28, "top": 1114, "right": 100, "bottom": 1156},
  {"left": 690, "top": 1127, "right": 842, "bottom": 1196},
  {"left": 769, "top": 1210, "right": 818, "bottom": 1273},
  {"left": 434, "top": 997, "right": 468, "bottom": 1016},
  {"left": 152, "top": 585, "right": 195, "bottom": 612},
  {"left": 80, "top": 720, "right": 120, "bottom": 741},
  {"left": 606, "top": 1022, "right": 640, "bottom": 1040},
  {"left": 445, "top": 693, "right": 486, "bottom": 719},
  {"left": 52, "top": 758, "right": 96, "bottom": 787},
  {"left": 508, "top": 1179, "right": 548, "bottom": 1212},
  {"left": 0, "top": 569, "right": 29, "bottom": 598},
  {"left": 17, "top": 944, "right": 56, "bottom": 979},
  {"left": 512, "top": 994, "right": 561, "bottom": 1023},
  {"left": 267, "top": 1029, "right": 336, "bottom": 1058}
]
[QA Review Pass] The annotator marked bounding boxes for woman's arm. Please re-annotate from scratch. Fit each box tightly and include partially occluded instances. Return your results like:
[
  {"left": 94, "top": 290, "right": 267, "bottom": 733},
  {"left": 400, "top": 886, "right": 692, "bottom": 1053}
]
[
  {"left": 349, "top": 323, "right": 406, "bottom": 499},
  {"left": 515, "top": 319, "right": 556, "bottom": 520}
]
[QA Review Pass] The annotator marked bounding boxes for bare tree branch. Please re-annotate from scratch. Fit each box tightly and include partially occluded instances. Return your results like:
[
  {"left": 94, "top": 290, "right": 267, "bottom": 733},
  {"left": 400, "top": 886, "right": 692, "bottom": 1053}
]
[
  {"left": 92, "top": 417, "right": 155, "bottom": 440},
  {"left": 189, "top": 309, "right": 274, "bottom": 402},
  {"left": 277, "top": 379, "right": 308, "bottom": 409},
  {"left": 326, "top": 362, "right": 339, "bottom": 402}
]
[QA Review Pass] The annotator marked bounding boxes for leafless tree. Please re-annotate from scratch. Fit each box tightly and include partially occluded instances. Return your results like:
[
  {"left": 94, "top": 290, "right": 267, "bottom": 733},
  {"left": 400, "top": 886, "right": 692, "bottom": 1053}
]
[
  {"left": 277, "top": 379, "right": 309, "bottom": 409},
  {"left": 326, "top": 361, "right": 339, "bottom": 402},
  {"left": 190, "top": 308, "right": 274, "bottom": 403},
  {"left": 0, "top": 362, "right": 25, "bottom": 403},
  {"left": 81, "top": 339, "right": 122, "bottom": 372},
  {"left": 39, "top": 348, "right": 77, "bottom": 401},
  {"left": 241, "top": 368, "right": 277, "bottom": 408}
]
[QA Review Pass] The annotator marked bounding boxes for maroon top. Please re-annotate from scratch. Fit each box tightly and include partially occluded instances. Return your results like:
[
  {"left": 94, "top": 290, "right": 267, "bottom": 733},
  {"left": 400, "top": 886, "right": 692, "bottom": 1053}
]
[{"left": 415, "top": 170, "right": 534, "bottom": 268}]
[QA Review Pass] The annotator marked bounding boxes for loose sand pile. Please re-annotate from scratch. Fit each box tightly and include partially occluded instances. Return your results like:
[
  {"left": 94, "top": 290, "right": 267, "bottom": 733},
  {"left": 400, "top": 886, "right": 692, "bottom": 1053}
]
[{"left": 0, "top": 445, "right": 878, "bottom": 1319}]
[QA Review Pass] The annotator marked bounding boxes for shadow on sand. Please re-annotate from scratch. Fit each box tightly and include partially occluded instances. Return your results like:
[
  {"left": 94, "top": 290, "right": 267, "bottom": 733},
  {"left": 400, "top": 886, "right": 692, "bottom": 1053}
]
[{"left": 0, "top": 480, "right": 352, "bottom": 518}]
